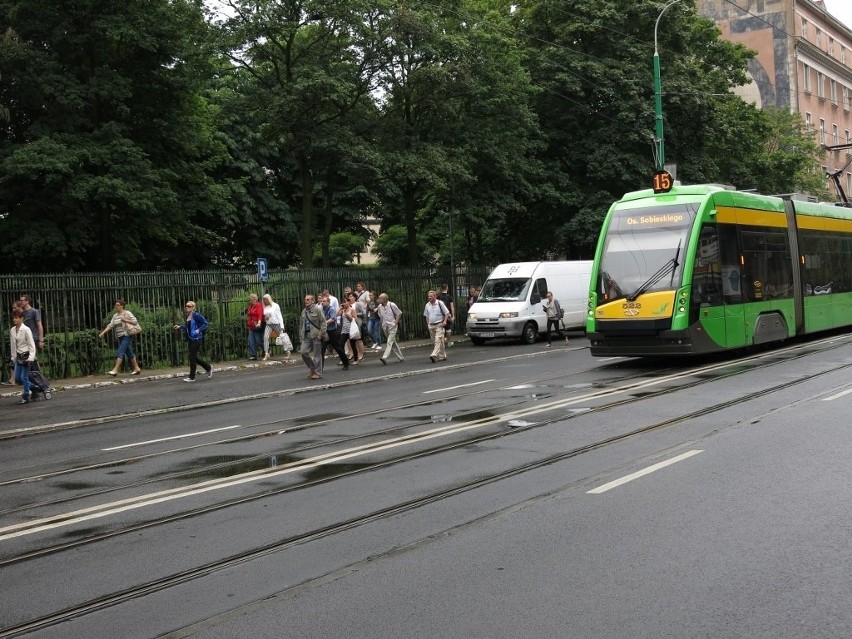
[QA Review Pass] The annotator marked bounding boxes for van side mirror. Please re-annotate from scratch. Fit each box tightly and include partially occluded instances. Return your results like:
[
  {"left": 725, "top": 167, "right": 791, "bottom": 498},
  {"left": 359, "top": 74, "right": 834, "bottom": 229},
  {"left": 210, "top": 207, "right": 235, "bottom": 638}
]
[{"left": 530, "top": 292, "right": 541, "bottom": 304}]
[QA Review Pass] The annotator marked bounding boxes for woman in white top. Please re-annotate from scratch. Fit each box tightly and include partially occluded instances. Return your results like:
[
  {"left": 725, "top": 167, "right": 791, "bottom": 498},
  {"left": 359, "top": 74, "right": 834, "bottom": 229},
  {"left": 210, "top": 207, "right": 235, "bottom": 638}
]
[
  {"left": 340, "top": 293, "right": 365, "bottom": 364},
  {"left": 9, "top": 310, "right": 36, "bottom": 404},
  {"left": 261, "top": 294, "right": 286, "bottom": 362},
  {"left": 97, "top": 299, "right": 143, "bottom": 376}
]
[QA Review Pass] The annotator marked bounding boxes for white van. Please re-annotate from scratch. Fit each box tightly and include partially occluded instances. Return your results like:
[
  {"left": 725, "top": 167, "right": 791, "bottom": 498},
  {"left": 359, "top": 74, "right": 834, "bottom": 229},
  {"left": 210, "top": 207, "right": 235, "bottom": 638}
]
[{"left": 466, "top": 261, "right": 592, "bottom": 345}]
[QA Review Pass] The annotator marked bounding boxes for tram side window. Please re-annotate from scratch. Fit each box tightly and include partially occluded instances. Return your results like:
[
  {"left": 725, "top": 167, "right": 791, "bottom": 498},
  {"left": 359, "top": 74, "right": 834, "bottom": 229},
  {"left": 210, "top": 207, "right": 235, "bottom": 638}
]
[
  {"left": 801, "top": 230, "right": 848, "bottom": 294},
  {"left": 801, "top": 230, "right": 829, "bottom": 294},
  {"left": 717, "top": 224, "right": 742, "bottom": 304},
  {"left": 739, "top": 226, "right": 792, "bottom": 301}
]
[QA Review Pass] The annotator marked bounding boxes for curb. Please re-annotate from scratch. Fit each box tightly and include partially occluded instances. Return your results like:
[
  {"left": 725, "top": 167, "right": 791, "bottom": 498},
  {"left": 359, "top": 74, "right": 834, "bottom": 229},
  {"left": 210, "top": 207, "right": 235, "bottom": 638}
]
[{"left": 0, "top": 340, "right": 439, "bottom": 398}]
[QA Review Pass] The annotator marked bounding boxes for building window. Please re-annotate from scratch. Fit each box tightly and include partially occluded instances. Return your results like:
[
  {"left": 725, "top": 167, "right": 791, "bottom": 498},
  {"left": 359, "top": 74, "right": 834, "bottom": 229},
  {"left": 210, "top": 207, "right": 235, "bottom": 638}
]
[
  {"left": 846, "top": 129, "right": 850, "bottom": 144},
  {"left": 843, "top": 46, "right": 847, "bottom": 65},
  {"left": 820, "top": 118, "right": 826, "bottom": 144},
  {"left": 830, "top": 38, "right": 835, "bottom": 57},
  {"left": 818, "top": 72, "right": 825, "bottom": 99},
  {"left": 831, "top": 79, "right": 838, "bottom": 105},
  {"left": 803, "top": 64, "right": 812, "bottom": 93},
  {"left": 802, "top": 18, "right": 808, "bottom": 38},
  {"left": 806, "top": 112, "right": 813, "bottom": 132},
  {"left": 847, "top": 173, "right": 852, "bottom": 197},
  {"left": 845, "top": 87, "right": 851, "bottom": 111},
  {"left": 833, "top": 123, "right": 839, "bottom": 144},
  {"left": 816, "top": 28, "right": 822, "bottom": 48}
]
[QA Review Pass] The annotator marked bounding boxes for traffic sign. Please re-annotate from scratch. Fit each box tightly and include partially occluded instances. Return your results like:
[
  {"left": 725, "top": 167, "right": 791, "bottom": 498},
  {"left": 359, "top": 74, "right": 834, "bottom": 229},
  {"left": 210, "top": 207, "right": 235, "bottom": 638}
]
[{"left": 257, "top": 257, "right": 268, "bottom": 283}]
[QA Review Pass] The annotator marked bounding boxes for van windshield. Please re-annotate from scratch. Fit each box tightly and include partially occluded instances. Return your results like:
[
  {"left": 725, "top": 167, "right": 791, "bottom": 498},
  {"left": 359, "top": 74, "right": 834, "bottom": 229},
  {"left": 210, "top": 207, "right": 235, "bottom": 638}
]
[{"left": 477, "top": 278, "right": 531, "bottom": 302}]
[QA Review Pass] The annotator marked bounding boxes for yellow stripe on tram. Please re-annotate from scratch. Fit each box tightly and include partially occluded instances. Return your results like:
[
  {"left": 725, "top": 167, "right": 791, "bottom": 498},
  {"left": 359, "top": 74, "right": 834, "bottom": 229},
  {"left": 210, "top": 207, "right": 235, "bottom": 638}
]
[
  {"left": 715, "top": 206, "right": 788, "bottom": 228},
  {"left": 596, "top": 291, "right": 677, "bottom": 320}
]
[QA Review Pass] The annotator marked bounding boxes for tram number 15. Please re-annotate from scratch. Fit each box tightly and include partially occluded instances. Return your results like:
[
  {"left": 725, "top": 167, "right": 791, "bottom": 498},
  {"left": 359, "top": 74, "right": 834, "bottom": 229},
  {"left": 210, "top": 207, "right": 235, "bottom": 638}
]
[{"left": 652, "top": 170, "right": 673, "bottom": 194}]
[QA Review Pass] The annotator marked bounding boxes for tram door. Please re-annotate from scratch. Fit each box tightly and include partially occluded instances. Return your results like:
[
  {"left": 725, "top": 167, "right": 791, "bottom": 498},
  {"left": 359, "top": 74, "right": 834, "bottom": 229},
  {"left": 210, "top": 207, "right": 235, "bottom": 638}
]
[{"left": 692, "top": 223, "right": 745, "bottom": 348}]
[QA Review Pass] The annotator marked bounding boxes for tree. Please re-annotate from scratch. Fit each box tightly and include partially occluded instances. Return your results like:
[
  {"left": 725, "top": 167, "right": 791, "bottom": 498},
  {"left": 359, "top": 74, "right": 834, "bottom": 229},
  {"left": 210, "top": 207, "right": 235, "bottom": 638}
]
[
  {"left": 205, "top": 63, "right": 300, "bottom": 267},
  {"left": 0, "top": 0, "right": 229, "bottom": 272},
  {"left": 372, "top": 224, "right": 428, "bottom": 265},
  {"left": 312, "top": 231, "right": 367, "bottom": 266},
  {"left": 702, "top": 103, "right": 829, "bottom": 198},
  {"left": 216, "top": 0, "right": 381, "bottom": 268},
  {"left": 371, "top": 0, "right": 543, "bottom": 266}
]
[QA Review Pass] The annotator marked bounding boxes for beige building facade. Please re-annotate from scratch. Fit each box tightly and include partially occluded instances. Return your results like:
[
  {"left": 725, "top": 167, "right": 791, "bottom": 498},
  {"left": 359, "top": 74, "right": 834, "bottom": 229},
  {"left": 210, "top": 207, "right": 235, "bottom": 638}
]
[{"left": 697, "top": 0, "right": 852, "bottom": 198}]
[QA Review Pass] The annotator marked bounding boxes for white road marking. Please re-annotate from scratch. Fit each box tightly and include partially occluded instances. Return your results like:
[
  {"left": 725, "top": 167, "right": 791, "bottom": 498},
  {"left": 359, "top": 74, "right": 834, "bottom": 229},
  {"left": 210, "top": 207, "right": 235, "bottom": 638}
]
[
  {"left": 101, "top": 425, "right": 244, "bottom": 451},
  {"left": 822, "top": 387, "right": 852, "bottom": 401},
  {"left": 587, "top": 450, "right": 704, "bottom": 494},
  {"left": 423, "top": 380, "right": 495, "bottom": 394}
]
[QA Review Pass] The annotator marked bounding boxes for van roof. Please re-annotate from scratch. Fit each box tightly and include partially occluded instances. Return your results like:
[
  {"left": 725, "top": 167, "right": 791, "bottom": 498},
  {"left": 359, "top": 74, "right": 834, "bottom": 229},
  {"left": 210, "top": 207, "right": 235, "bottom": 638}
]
[{"left": 486, "top": 261, "right": 592, "bottom": 279}]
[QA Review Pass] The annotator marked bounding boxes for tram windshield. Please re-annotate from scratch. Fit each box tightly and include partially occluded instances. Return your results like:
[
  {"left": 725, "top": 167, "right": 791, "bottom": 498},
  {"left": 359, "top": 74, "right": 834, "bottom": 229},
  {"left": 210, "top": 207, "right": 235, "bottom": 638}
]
[{"left": 598, "top": 203, "right": 698, "bottom": 301}]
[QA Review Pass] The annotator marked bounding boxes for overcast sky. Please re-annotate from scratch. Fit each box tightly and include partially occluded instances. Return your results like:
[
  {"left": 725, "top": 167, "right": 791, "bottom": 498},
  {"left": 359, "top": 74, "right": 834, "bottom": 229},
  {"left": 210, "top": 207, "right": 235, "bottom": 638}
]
[{"left": 822, "top": 0, "right": 852, "bottom": 31}]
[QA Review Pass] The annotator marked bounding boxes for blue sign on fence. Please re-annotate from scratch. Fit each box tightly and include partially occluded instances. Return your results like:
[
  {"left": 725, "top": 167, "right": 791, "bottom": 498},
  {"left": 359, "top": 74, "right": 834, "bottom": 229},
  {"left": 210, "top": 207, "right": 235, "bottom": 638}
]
[{"left": 257, "top": 257, "right": 268, "bottom": 283}]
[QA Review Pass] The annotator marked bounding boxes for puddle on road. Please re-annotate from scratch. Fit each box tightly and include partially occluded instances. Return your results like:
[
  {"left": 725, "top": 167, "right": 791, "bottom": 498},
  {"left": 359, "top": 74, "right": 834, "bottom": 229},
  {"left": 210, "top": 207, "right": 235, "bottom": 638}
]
[
  {"left": 166, "top": 454, "right": 303, "bottom": 480},
  {"left": 62, "top": 525, "right": 108, "bottom": 539},
  {"left": 52, "top": 481, "right": 100, "bottom": 491},
  {"left": 290, "top": 412, "right": 348, "bottom": 425},
  {"left": 302, "top": 462, "right": 374, "bottom": 482}
]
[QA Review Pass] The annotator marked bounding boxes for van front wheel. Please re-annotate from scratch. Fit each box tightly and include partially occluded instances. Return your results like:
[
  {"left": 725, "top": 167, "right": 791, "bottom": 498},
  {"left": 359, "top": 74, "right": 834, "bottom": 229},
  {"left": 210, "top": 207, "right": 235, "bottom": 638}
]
[{"left": 521, "top": 322, "right": 538, "bottom": 345}]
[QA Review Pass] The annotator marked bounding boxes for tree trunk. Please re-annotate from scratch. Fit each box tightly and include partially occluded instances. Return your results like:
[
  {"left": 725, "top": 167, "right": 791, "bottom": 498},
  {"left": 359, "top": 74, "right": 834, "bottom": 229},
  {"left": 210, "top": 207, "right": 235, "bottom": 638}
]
[
  {"left": 298, "top": 154, "right": 314, "bottom": 268},
  {"left": 404, "top": 184, "right": 418, "bottom": 267},
  {"left": 321, "top": 184, "right": 334, "bottom": 267}
]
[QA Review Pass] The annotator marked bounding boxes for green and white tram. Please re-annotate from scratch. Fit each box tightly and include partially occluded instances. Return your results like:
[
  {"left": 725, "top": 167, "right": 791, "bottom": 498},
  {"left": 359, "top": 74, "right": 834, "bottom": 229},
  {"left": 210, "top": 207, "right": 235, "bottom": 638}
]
[{"left": 587, "top": 183, "right": 852, "bottom": 356}]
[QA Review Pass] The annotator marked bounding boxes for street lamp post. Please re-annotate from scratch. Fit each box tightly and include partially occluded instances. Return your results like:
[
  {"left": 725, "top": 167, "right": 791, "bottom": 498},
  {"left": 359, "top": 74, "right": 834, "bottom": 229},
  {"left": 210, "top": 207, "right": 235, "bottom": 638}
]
[
  {"left": 653, "top": 0, "right": 680, "bottom": 172},
  {"left": 448, "top": 207, "right": 455, "bottom": 300}
]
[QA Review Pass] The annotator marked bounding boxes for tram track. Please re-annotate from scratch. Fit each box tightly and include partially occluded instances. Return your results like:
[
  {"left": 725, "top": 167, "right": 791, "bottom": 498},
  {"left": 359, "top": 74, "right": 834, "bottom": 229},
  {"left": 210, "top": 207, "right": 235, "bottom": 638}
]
[
  {"left": 0, "top": 363, "right": 678, "bottom": 517},
  {"left": 1, "top": 336, "right": 847, "bottom": 544},
  {"left": 2, "top": 338, "right": 852, "bottom": 637}
]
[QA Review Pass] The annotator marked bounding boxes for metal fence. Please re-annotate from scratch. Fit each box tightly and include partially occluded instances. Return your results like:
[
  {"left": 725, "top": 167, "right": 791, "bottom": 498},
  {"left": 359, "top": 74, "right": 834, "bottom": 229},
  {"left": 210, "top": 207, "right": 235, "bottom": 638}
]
[{"left": 1, "top": 266, "right": 490, "bottom": 381}]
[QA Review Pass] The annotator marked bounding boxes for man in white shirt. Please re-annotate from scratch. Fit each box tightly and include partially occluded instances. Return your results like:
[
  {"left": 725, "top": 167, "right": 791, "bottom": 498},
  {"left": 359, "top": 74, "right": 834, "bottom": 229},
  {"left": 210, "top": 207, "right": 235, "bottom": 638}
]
[
  {"left": 422, "top": 290, "right": 450, "bottom": 363},
  {"left": 376, "top": 293, "right": 404, "bottom": 365}
]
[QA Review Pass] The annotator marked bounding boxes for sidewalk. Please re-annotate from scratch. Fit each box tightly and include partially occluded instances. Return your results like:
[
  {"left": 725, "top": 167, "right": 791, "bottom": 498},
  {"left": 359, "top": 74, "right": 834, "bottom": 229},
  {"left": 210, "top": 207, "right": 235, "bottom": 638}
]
[{"left": 0, "top": 337, "right": 442, "bottom": 397}]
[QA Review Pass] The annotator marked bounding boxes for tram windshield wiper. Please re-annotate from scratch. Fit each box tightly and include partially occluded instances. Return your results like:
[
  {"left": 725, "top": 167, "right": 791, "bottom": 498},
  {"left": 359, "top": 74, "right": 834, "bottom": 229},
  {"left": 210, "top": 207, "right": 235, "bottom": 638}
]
[{"left": 626, "top": 241, "right": 681, "bottom": 302}]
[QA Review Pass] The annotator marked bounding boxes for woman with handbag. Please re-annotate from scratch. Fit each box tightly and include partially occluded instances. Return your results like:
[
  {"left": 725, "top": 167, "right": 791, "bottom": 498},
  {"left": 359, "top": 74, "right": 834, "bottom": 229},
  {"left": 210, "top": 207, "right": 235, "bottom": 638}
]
[
  {"left": 341, "top": 293, "right": 365, "bottom": 364},
  {"left": 173, "top": 300, "right": 212, "bottom": 382},
  {"left": 261, "top": 293, "right": 285, "bottom": 362},
  {"left": 542, "top": 291, "right": 567, "bottom": 347},
  {"left": 9, "top": 310, "right": 36, "bottom": 404},
  {"left": 98, "top": 299, "right": 142, "bottom": 376}
]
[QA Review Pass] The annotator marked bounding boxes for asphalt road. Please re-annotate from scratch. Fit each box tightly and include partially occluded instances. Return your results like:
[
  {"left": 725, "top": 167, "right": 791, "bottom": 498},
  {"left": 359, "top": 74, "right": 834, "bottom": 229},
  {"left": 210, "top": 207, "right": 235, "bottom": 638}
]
[{"left": 2, "top": 333, "right": 852, "bottom": 638}]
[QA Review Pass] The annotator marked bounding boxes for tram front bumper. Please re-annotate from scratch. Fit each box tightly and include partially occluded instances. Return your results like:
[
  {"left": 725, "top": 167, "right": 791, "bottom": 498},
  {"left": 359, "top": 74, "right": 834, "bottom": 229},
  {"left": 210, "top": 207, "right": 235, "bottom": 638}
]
[{"left": 588, "top": 325, "right": 719, "bottom": 357}]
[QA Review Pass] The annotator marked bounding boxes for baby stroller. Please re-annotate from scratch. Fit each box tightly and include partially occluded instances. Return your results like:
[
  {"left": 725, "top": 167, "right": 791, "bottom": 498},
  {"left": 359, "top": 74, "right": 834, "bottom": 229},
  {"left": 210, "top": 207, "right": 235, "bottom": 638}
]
[{"left": 28, "top": 362, "right": 53, "bottom": 401}]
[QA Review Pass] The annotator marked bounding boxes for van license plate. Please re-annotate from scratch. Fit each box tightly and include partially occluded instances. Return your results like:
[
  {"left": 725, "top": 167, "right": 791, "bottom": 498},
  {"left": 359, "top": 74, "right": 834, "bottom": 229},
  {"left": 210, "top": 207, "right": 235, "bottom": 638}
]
[{"left": 479, "top": 333, "right": 495, "bottom": 338}]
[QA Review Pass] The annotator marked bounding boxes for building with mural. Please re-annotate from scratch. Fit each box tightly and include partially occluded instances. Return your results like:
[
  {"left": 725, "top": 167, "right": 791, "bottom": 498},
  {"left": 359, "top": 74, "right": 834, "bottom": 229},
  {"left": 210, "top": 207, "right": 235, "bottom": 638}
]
[{"left": 697, "top": 0, "right": 852, "bottom": 198}]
